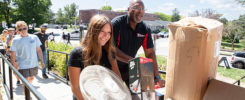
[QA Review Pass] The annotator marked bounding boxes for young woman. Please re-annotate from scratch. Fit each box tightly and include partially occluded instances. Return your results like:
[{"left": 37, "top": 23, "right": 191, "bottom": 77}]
[
  {"left": 68, "top": 15, "right": 122, "bottom": 100},
  {"left": 0, "top": 29, "right": 8, "bottom": 43}
]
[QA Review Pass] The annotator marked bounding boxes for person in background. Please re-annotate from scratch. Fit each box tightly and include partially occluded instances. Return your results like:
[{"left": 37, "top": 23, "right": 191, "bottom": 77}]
[
  {"left": 111, "top": 0, "right": 165, "bottom": 87},
  {"left": 68, "top": 15, "right": 122, "bottom": 100},
  {"left": 67, "top": 33, "right": 71, "bottom": 44},
  {"left": 6, "top": 28, "right": 15, "bottom": 54},
  {"left": 49, "top": 32, "right": 55, "bottom": 42},
  {"left": 6, "top": 28, "right": 21, "bottom": 85},
  {"left": 34, "top": 26, "right": 49, "bottom": 79},
  {"left": 10, "top": 21, "right": 44, "bottom": 93},
  {"left": 0, "top": 29, "right": 8, "bottom": 43}
]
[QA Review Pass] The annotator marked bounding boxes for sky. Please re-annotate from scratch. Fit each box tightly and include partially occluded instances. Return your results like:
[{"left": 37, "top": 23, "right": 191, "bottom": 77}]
[{"left": 50, "top": 0, "right": 245, "bottom": 21}]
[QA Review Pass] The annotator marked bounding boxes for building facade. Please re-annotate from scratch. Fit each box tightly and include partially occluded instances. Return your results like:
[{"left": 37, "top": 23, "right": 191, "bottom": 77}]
[{"left": 79, "top": 9, "right": 159, "bottom": 25}]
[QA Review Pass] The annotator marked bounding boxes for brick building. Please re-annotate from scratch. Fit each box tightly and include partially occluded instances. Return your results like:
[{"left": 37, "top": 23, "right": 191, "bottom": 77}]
[{"left": 79, "top": 9, "right": 159, "bottom": 25}]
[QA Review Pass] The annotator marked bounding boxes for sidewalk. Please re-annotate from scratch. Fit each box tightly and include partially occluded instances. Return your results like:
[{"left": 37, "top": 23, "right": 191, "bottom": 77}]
[{"left": 1, "top": 68, "right": 72, "bottom": 100}]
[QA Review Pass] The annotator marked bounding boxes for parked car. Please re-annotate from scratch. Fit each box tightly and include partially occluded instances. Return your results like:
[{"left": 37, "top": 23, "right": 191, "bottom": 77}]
[
  {"left": 45, "top": 29, "right": 63, "bottom": 36},
  {"left": 158, "top": 32, "right": 169, "bottom": 38},
  {"left": 63, "top": 29, "right": 87, "bottom": 40},
  {"left": 231, "top": 52, "right": 245, "bottom": 69},
  {"left": 70, "top": 30, "right": 80, "bottom": 39}
]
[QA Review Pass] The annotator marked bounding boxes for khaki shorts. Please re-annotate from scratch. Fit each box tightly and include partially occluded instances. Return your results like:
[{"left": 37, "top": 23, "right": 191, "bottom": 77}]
[{"left": 18, "top": 67, "right": 38, "bottom": 78}]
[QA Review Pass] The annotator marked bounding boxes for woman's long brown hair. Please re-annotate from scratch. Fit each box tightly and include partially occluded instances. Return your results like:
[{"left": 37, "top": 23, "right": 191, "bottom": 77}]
[{"left": 81, "top": 14, "right": 115, "bottom": 67}]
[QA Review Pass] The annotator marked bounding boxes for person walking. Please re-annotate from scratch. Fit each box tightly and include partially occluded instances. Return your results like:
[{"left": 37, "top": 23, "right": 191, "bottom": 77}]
[
  {"left": 34, "top": 26, "right": 49, "bottom": 79},
  {"left": 49, "top": 32, "right": 55, "bottom": 42},
  {"left": 10, "top": 21, "right": 44, "bottom": 92},
  {"left": 67, "top": 33, "right": 71, "bottom": 44}
]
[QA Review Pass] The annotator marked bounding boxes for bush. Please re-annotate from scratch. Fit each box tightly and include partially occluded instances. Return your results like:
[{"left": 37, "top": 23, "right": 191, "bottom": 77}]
[
  {"left": 48, "top": 42, "right": 73, "bottom": 77},
  {"left": 160, "top": 28, "right": 168, "bottom": 32}
]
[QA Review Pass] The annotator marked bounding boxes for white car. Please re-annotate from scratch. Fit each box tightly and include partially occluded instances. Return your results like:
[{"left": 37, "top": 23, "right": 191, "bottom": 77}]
[
  {"left": 45, "top": 29, "right": 63, "bottom": 36},
  {"left": 158, "top": 32, "right": 169, "bottom": 38},
  {"left": 231, "top": 52, "right": 245, "bottom": 69},
  {"left": 64, "top": 30, "right": 87, "bottom": 40}
]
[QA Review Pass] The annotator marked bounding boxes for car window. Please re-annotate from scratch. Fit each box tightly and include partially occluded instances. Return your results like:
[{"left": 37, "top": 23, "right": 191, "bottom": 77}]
[{"left": 234, "top": 53, "right": 245, "bottom": 58}]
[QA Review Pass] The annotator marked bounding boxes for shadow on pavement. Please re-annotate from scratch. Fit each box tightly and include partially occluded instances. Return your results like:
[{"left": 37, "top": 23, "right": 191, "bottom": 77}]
[{"left": 35, "top": 74, "right": 62, "bottom": 84}]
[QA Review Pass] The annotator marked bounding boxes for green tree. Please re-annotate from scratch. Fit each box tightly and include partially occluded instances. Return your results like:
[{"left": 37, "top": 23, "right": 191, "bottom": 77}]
[
  {"left": 224, "top": 21, "right": 243, "bottom": 50},
  {"left": 153, "top": 12, "right": 171, "bottom": 21},
  {"left": 0, "top": 0, "right": 12, "bottom": 27},
  {"left": 235, "top": 14, "right": 245, "bottom": 32},
  {"left": 13, "top": 0, "right": 52, "bottom": 26},
  {"left": 219, "top": 17, "right": 228, "bottom": 25},
  {"left": 171, "top": 8, "right": 180, "bottom": 22},
  {"left": 101, "top": 5, "right": 112, "bottom": 10},
  {"left": 64, "top": 3, "right": 78, "bottom": 25},
  {"left": 55, "top": 8, "right": 66, "bottom": 24},
  {"left": 47, "top": 10, "right": 55, "bottom": 23},
  {"left": 116, "top": 10, "right": 125, "bottom": 12}
]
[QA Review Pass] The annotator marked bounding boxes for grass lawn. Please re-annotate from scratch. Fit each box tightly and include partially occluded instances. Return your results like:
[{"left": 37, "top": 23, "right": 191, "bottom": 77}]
[
  {"left": 217, "top": 66, "right": 245, "bottom": 83},
  {"left": 221, "top": 40, "right": 245, "bottom": 51}
]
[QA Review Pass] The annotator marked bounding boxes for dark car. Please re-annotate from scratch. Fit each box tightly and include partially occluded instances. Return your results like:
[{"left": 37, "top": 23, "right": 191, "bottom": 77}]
[
  {"left": 231, "top": 52, "right": 245, "bottom": 69},
  {"left": 63, "top": 26, "right": 67, "bottom": 29}
]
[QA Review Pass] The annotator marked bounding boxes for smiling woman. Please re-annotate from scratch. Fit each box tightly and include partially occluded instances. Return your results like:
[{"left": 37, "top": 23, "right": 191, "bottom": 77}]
[{"left": 67, "top": 14, "right": 122, "bottom": 100}]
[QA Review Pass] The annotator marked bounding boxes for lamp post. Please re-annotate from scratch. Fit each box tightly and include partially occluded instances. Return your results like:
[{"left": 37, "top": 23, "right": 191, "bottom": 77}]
[
  {"left": 79, "top": 20, "right": 83, "bottom": 41},
  {"left": 32, "top": 18, "right": 35, "bottom": 33}
]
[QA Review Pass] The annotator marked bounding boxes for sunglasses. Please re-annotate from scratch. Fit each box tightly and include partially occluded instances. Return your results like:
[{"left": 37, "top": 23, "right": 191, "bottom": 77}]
[
  {"left": 131, "top": 6, "right": 146, "bottom": 11},
  {"left": 18, "top": 28, "right": 27, "bottom": 31}
]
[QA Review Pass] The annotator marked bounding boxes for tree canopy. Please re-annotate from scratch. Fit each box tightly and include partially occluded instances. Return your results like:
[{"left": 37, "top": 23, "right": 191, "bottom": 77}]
[
  {"left": 171, "top": 8, "right": 180, "bottom": 22},
  {"left": 223, "top": 21, "right": 243, "bottom": 50},
  {"left": 219, "top": 17, "right": 228, "bottom": 25},
  {"left": 153, "top": 12, "right": 171, "bottom": 21},
  {"left": 101, "top": 5, "right": 112, "bottom": 10},
  {"left": 55, "top": 3, "right": 78, "bottom": 25},
  {"left": 0, "top": 0, "right": 13, "bottom": 27},
  {"left": 12, "top": 0, "right": 52, "bottom": 26}
]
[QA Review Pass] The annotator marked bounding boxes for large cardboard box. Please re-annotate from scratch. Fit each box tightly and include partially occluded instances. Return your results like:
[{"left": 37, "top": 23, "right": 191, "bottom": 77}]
[
  {"left": 129, "top": 57, "right": 155, "bottom": 100},
  {"left": 203, "top": 79, "right": 245, "bottom": 100},
  {"left": 165, "top": 17, "right": 223, "bottom": 100}
]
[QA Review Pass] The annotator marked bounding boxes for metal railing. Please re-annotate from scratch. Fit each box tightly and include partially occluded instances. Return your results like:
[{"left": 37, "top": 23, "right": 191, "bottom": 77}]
[
  {"left": 0, "top": 53, "right": 46, "bottom": 100},
  {"left": 47, "top": 49, "right": 70, "bottom": 85},
  {"left": 233, "top": 75, "right": 245, "bottom": 86}
]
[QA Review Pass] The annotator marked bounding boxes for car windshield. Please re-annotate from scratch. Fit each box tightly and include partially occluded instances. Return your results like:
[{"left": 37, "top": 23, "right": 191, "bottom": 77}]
[{"left": 234, "top": 52, "right": 245, "bottom": 57}]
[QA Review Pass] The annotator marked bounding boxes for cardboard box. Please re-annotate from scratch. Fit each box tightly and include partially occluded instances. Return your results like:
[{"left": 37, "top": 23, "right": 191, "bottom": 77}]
[
  {"left": 165, "top": 17, "right": 223, "bottom": 100},
  {"left": 129, "top": 57, "right": 155, "bottom": 100},
  {"left": 203, "top": 79, "right": 245, "bottom": 100}
]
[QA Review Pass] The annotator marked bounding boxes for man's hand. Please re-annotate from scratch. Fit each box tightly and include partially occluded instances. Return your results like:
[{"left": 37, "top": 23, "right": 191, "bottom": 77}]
[
  {"left": 41, "top": 62, "right": 45, "bottom": 69},
  {"left": 154, "top": 75, "right": 165, "bottom": 88},
  {"left": 155, "top": 79, "right": 165, "bottom": 88}
]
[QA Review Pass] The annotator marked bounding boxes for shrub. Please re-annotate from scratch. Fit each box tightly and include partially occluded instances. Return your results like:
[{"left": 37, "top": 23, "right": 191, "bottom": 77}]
[{"left": 48, "top": 42, "right": 73, "bottom": 77}]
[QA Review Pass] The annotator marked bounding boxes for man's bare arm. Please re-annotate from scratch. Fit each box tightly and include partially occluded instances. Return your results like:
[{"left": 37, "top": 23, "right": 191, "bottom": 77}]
[
  {"left": 115, "top": 47, "right": 133, "bottom": 63},
  {"left": 144, "top": 48, "right": 159, "bottom": 77},
  {"left": 10, "top": 51, "right": 18, "bottom": 69},
  {"left": 37, "top": 47, "right": 44, "bottom": 68}
]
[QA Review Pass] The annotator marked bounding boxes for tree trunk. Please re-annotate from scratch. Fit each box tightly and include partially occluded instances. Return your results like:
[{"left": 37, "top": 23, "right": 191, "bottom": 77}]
[{"left": 232, "top": 40, "right": 234, "bottom": 50}]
